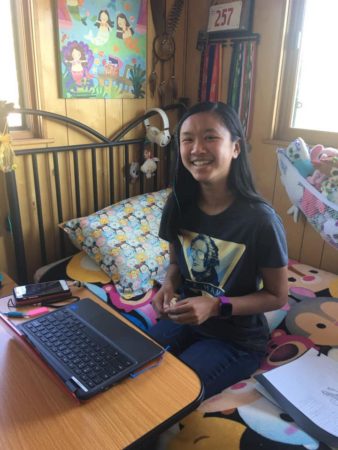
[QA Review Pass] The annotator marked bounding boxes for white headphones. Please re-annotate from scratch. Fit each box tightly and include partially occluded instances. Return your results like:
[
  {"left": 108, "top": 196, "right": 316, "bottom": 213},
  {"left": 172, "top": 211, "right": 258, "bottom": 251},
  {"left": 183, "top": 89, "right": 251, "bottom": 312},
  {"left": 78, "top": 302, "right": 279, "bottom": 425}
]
[{"left": 143, "top": 108, "right": 171, "bottom": 147}]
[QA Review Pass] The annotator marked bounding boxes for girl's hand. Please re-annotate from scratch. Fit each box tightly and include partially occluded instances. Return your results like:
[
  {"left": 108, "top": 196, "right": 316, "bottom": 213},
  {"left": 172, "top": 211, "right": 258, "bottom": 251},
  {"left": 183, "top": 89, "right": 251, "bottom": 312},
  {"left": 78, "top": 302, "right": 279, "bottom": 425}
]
[
  {"left": 167, "top": 296, "right": 219, "bottom": 325},
  {"left": 151, "top": 285, "right": 177, "bottom": 318}
]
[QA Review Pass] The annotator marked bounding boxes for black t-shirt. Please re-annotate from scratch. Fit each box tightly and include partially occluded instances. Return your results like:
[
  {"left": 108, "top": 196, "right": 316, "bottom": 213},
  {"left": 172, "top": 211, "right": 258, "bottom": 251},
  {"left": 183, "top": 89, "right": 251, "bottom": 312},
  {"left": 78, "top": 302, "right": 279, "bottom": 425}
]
[{"left": 159, "top": 195, "right": 288, "bottom": 352}]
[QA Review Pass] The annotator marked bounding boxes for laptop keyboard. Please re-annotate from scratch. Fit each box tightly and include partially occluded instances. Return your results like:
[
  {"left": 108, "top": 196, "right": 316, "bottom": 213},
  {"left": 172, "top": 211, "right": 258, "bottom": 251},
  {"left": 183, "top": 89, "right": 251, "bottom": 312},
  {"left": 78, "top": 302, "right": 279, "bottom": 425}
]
[{"left": 23, "top": 309, "right": 135, "bottom": 389}]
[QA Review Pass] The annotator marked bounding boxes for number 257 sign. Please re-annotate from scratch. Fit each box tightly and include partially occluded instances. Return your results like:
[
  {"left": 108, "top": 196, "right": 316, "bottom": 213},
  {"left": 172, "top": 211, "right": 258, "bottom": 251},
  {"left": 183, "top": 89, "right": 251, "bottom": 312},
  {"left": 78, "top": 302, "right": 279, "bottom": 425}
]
[{"left": 207, "top": 1, "right": 243, "bottom": 32}]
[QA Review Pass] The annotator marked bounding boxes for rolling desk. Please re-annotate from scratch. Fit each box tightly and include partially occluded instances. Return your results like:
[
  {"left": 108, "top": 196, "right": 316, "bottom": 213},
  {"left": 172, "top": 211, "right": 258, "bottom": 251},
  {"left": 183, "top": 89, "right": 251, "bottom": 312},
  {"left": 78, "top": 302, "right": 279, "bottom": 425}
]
[{"left": 0, "top": 278, "right": 203, "bottom": 449}]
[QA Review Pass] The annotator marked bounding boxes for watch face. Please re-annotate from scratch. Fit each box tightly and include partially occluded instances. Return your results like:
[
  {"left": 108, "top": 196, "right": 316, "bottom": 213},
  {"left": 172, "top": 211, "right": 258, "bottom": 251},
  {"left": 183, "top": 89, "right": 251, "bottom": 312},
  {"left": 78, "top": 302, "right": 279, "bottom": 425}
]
[{"left": 220, "top": 302, "right": 232, "bottom": 317}]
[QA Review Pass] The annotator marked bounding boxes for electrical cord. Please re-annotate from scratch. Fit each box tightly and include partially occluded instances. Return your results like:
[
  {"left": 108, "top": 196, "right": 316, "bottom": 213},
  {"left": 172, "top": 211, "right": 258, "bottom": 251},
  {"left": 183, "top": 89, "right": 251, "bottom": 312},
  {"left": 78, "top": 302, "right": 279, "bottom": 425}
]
[{"left": 41, "top": 296, "right": 81, "bottom": 309}]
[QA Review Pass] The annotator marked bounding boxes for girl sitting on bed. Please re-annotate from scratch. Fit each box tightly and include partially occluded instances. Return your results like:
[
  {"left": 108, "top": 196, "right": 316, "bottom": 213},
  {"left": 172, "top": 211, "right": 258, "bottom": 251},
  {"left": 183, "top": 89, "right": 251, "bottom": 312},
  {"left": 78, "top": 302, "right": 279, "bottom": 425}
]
[{"left": 149, "top": 101, "right": 289, "bottom": 399}]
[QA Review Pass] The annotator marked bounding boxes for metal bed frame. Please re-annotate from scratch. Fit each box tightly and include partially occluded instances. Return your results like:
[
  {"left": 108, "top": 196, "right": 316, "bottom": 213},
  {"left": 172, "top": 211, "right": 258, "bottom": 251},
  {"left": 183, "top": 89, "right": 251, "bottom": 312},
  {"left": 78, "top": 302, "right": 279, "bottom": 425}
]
[{"left": 5, "top": 103, "right": 185, "bottom": 284}]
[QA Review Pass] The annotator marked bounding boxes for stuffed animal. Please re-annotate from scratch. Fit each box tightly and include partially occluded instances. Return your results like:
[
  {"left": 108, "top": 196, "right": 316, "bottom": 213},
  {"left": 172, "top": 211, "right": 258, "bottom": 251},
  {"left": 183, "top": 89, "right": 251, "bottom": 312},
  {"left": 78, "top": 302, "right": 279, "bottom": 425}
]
[
  {"left": 285, "top": 137, "right": 314, "bottom": 177},
  {"left": 140, "top": 148, "right": 159, "bottom": 179},
  {"left": 129, "top": 162, "right": 140, "bottom": 183},
  {"left": 307, "top": 169, "right": 327, "bottom": 191},
  {"left": 320, "top": 172, "right": 338, "bottom": 204},
  {"left": 310, "top": 144, "right": 338, "bottom": 176}
]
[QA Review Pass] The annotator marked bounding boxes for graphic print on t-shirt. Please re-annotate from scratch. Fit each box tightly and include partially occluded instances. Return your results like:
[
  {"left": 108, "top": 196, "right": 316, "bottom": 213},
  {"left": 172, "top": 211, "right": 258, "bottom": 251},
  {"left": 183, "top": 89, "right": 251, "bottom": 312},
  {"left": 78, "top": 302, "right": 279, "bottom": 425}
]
[{"left": 178, "top": 230, "right": 245, "bottom": 296}]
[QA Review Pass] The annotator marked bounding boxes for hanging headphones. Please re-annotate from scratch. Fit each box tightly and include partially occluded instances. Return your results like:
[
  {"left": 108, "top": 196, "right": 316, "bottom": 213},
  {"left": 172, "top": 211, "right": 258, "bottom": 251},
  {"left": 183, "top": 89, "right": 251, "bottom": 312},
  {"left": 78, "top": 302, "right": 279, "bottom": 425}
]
[{"left": 143, "top": 108, "right": 171, "bottom": 147}]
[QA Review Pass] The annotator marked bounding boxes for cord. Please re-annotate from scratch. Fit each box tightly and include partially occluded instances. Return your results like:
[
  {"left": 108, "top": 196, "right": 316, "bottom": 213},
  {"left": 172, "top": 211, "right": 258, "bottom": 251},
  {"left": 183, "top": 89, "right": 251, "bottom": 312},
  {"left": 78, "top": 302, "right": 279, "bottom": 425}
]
[{"left": 41, "top": 296, "right": 81, "bottom": 309}]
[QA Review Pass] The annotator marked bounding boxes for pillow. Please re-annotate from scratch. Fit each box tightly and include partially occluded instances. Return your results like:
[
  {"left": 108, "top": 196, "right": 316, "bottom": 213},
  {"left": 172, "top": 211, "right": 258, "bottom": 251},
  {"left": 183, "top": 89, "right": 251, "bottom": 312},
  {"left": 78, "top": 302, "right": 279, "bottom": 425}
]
[{"left": 61, "top": 189, "right": 171, "bottom": 299}]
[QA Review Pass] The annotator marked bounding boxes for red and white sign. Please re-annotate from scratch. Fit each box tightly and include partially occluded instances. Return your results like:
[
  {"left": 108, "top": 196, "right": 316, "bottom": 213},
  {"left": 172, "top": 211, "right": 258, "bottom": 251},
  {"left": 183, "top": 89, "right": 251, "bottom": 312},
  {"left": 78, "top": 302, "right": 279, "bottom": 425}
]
[{"left": 207, "top": 1, "right": 243, "bottom": 32}]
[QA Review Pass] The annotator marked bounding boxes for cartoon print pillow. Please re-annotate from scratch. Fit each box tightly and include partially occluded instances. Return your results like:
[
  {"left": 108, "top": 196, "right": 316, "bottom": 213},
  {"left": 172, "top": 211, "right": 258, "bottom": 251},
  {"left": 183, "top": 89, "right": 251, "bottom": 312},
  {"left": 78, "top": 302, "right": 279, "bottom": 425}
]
[{"left": 61, "top": 189, "right": 170, "bottom": 299}]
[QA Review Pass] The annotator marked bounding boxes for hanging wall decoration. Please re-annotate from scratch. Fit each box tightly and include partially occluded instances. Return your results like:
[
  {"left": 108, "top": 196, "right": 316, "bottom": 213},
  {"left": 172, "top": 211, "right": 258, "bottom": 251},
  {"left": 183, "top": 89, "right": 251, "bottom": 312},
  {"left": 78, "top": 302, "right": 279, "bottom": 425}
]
[
  {"left": 149, "top": 0, "right": 185, "bottom": 106},
  {"left": 56, "top": 0, "right": 147, "bottom": 99}
]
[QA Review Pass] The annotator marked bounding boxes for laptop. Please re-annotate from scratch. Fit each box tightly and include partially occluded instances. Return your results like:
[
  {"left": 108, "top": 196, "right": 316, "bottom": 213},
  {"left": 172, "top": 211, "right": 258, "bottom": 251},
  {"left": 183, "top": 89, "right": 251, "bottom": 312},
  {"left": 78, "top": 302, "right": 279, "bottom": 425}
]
[{"left": 1, "top": 298, "right": 163, "bottom": 400}]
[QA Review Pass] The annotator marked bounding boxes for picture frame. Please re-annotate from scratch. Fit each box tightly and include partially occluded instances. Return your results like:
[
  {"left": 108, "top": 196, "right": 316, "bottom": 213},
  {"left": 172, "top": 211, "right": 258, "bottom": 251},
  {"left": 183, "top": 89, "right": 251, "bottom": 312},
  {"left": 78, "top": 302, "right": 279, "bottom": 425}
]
[
  {"left": 207, "top": 0, "right": 255, "bottom": 35},
  {"left": 55, "top": 0, "right": 147, "bottom": 99}
]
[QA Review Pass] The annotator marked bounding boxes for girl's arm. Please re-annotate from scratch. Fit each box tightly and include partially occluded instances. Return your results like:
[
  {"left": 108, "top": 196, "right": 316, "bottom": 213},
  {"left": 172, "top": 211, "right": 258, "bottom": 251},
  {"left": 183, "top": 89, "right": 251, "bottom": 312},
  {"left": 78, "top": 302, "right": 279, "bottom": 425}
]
[
  {"left": 229, "top": 266, "right": 289, "bottom": 316},
  {"left": 167, "top": 266, "right": 288, "bottom": 325},
  {"left": 151, "top": 243, "right": 182, "bottom": 316},
  {"left": 163, "top": 244, "right": 181, "bottom": 289}
]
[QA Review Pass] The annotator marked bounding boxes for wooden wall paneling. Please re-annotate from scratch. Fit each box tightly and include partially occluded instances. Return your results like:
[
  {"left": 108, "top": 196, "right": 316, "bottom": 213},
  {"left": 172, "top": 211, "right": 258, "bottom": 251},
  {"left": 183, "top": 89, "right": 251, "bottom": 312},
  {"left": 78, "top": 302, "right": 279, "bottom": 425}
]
[
  {"left": 106, "top": 100, "right": 124, "bottom": 138},
  {"left": 162, "top": 0, "right": 187, "bottom": 105},
  {"left": 96, "top": 143, "right": 119, "bottom": 211},
  {"left": 0, "top": 236, "right": 15, "bottom": 277},
  {"left": 249, "top": 144, "right": 278, "bottom": 204},
  {"left": 104, "top": 100, "right": 123, "bottom": 207},
  {"left": 15, "top": 151, "right": 44, "bottom": 281},
  {"left": 146, "top": 0, "right": 157, "bottom": 107},
  {"left": 33, "top": 0, "right": 73, "bottom": 258},
  {"left": 321, "top": 243, "right": 338, "bottom": 274},
  {"left": 184, "top": 0, "right": 209, "bottom": 105},
  {"left": 252, "top": 0, "right": 288, "bottom": 136},
  {"left": 36, "top": 153, "right": 59, "bottom": 265},
  {"left": 273, "top": 173, "right": 305, "bottom": 262},
  {"left": 121, "top": 99, "right": 146, "bottom": 199},
  {"left": 65, "top": 100, "right": 107, "bottom": 216},
  {"left": 34, "top": 0, "right": 67, "bottom": 122},
  {"left": 145, "top": 0, "right": 189, "bottom": 191},
  {"left": 177, "top": 0, "right": 189, "bottom": 98},
  {"left": 122, "top": 100, "right": 146, "bottom": 140},
  {"left": 46, "top": 151, "right": 68, "bottom": 260},
  {"left": 0, "top": 177, "right": 16, "bottom": 276},
  {"left": 249, "top": 0, "right": 289, "bottom": 202},
  {"left": 299, "top": 222, "right": 325, "bottom": 270}
]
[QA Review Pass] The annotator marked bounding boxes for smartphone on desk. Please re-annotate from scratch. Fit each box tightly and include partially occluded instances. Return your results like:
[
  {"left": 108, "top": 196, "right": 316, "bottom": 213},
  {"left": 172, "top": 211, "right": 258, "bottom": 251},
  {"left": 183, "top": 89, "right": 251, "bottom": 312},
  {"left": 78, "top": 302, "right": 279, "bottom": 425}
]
[{"left": 13, "top": 280, "right": 71, "bottom": 306}]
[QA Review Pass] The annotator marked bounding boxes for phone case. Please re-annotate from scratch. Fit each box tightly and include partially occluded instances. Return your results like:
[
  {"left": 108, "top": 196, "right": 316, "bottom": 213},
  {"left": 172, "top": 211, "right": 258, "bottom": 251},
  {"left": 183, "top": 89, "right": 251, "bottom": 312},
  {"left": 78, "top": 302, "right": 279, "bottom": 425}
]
[{"left": 13, "top": 289, "right": 72, "bottom": 307}]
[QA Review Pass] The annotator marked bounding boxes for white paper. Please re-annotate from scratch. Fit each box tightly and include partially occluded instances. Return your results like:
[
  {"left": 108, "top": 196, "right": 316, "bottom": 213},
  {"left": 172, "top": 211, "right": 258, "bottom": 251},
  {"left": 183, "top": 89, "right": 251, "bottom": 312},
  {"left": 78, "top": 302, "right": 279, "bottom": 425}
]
[{"left": 260, "top": 348, "right": 338, "bottom": 437}]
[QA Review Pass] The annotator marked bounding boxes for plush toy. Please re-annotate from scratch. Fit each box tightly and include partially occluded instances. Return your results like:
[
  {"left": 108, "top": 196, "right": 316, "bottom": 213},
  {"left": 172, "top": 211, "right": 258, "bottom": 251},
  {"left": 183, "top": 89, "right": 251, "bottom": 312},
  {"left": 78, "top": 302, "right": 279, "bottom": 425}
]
[
  {"left": 320, "top": 173, "right": 338, "bottom": 204},
  {"left": 129, "top": 161, "right": 140, "bottom": 183},
  {"left": 140, "top": 148, "right": 159, "bottom": 179},
  {"left": 310, "top": 144, "right": 338, "bottom": 176},
  {"left": 307, "top": 169, "right": 327, "bottom": 191},
  {"left": 285, "top": 137, "right": 314, "bottom": 177},
  {"left": 322, "top": 217, "right": 338, "bottom": 247}
]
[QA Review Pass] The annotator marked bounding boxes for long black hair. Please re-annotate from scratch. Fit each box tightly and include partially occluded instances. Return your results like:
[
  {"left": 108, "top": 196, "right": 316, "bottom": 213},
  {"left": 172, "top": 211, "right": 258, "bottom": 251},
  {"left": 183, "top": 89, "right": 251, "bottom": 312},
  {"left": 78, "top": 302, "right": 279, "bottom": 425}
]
[{"left": 163, "top": 101, "right": 266, "bottom": 240}]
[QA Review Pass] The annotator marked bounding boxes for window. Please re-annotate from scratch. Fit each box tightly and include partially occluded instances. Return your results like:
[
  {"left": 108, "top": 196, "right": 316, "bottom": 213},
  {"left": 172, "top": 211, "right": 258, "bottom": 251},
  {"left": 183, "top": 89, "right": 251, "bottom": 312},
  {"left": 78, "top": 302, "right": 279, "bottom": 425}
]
[
  {"left": 1, "top": 0, "right": 39, "bottom": 137},
  {"left": 275, "top": 0, "right": 338, "bottom": 146}
]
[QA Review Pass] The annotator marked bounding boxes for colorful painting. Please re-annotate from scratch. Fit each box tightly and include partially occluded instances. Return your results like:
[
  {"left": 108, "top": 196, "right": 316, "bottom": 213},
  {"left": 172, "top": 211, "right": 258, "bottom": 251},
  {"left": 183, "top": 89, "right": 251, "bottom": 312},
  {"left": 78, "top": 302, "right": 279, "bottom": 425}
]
[{"left": 56, "top": 0, "right": 147, "bottom": 99}]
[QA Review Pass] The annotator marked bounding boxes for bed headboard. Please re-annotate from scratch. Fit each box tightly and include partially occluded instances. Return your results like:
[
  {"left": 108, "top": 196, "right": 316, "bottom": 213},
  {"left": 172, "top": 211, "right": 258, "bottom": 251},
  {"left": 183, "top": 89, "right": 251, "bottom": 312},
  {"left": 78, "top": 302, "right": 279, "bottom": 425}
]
[{"left": 5, "top": 103, "right": 186, "bottom": 284}]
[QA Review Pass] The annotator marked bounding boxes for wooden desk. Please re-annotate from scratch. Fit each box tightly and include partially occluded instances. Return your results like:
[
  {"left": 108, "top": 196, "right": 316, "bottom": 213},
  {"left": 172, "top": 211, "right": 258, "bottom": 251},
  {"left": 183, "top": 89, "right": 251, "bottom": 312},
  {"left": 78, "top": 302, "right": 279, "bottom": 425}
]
[{"left": 0, "top": 284, "right": 203, "bottom": 449}]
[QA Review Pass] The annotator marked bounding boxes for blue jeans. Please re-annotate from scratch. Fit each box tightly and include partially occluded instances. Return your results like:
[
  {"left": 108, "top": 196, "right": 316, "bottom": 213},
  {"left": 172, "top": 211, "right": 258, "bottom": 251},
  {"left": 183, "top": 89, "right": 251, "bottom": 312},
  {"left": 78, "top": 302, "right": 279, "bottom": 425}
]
[{"left": 148, "top": 319, "right": 264, "bottom": 399}]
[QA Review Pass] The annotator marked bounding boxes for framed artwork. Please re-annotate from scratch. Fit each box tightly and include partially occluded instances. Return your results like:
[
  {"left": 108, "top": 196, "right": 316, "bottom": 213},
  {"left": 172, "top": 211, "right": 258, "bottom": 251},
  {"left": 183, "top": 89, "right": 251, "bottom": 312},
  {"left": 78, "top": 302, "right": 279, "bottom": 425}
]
[
  {"left": 207, "top": 0, "right": 254, "bottom": 34},
  {"left": 56, "top": 0, "right": 147, "bottom": 99}
]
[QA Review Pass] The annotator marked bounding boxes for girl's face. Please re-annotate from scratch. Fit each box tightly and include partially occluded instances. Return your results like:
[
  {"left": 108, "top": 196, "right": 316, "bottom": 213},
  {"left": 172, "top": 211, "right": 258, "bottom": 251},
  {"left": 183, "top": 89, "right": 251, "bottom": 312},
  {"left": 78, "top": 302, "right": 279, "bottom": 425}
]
[
  {"left": 72, "top": 48, "right": 81, "bottom": 60},
  {"left": 100, "top": 11, "right": 109, "bottom": 23},
  {"left": 118, "top": 16, "right": 127, "bottom": 29},
  {"left": 179, "top": 112, "right": 240, "bottom": 186}
]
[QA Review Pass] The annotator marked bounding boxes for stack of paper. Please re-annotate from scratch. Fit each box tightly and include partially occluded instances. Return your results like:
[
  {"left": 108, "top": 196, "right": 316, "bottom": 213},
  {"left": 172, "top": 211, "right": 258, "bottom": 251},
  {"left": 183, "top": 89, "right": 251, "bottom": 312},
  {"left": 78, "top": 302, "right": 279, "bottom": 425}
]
[{"left": 255, "top": 348, "right": 338, "bottom": 447}]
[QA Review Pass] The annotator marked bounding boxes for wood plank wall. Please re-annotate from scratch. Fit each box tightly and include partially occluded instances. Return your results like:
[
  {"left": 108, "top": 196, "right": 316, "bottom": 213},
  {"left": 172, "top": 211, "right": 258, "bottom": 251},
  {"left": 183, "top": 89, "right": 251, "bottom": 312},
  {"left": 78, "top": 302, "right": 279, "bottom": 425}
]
[
  {"left": 0, "top": 0, "right": 336, "bottom": 281},
  {"left": 183, "top": 0, "right": 337, "bottom": 275},
  {"left": 0, "top": 0, "right": 189, "bottom": 281}
]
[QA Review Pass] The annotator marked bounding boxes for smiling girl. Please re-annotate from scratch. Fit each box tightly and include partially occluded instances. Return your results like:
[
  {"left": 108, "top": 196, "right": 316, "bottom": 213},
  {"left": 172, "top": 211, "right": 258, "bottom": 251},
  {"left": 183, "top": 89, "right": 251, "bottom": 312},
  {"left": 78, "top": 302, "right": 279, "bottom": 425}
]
[{"left": 149, "top": 101, "right": 289, "bottom": 399}]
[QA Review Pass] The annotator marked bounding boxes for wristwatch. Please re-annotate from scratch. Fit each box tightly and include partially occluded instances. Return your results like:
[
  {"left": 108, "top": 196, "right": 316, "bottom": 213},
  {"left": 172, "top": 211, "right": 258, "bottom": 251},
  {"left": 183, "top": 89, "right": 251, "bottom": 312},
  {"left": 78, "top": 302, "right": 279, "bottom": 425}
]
[{"left": 218, "top": 295, "right": 233, "bottom": 317}]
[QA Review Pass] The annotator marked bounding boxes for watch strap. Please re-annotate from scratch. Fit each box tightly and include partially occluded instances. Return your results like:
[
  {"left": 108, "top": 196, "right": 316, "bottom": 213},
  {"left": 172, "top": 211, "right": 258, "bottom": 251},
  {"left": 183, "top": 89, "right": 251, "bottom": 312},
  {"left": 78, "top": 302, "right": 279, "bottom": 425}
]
[
  {"left": 218, "top": 296, "right": 232, "bottom": 317},
  {"left": 219, "top": 295, "right": 230, "bottom": 305}
]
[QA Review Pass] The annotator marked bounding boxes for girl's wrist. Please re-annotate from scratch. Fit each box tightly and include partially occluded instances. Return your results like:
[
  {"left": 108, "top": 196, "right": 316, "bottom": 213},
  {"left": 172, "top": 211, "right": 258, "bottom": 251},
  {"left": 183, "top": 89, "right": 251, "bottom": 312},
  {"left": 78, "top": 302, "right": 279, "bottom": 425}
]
[{"left": 217, "top": 296, "right": 233, "bottom": 317}]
